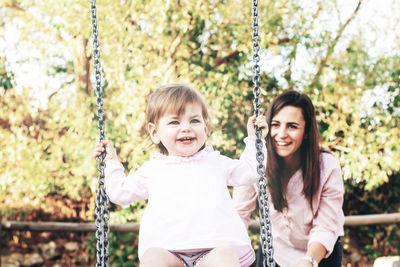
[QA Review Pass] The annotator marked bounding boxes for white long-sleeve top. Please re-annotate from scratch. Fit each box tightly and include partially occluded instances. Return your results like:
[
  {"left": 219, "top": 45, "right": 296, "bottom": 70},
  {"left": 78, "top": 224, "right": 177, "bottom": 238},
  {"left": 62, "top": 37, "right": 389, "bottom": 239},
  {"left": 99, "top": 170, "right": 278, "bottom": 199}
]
[{"left": 104, "top": 137, "right": 266, "bottom": 267}]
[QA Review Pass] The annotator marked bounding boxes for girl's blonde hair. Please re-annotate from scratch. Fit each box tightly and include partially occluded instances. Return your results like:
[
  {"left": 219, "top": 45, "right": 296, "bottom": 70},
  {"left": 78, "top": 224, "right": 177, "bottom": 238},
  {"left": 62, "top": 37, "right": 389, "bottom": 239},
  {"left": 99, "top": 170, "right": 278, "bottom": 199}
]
[{"left": 146, "top": 83, "right": 210, "bottom": 154}]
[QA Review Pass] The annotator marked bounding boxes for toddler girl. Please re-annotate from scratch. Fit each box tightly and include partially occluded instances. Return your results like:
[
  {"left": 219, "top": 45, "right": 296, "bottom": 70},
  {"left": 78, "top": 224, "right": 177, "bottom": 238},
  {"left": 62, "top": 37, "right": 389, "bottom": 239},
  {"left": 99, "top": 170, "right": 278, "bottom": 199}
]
[{"left": 93, "top": 83, "right": 268, "bottom": 267}]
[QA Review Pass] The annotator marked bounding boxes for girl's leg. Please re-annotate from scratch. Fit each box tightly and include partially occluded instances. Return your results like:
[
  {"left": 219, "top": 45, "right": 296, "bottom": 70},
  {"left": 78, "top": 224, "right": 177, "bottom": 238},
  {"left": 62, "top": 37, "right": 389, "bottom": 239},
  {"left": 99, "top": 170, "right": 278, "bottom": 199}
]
[
  {"left": 197, "top": 246, "right": 240, "bottom": 267},
  {"left": 139, "top": 247, "right": 185, "bottom": 267}
]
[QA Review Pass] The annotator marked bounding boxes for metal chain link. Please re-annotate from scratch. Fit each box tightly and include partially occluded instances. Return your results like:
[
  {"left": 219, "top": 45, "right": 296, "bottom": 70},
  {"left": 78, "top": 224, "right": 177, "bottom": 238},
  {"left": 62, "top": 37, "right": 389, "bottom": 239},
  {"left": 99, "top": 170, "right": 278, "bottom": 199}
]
[
  {"left": 90, "top": 1, "right": 110, "bottom": 266},
  {"left": 251, "top": 1, "right": 275, "bottom": 266},
  {"left": 89, "top": 2, "right": 272, "bottom": 266}
]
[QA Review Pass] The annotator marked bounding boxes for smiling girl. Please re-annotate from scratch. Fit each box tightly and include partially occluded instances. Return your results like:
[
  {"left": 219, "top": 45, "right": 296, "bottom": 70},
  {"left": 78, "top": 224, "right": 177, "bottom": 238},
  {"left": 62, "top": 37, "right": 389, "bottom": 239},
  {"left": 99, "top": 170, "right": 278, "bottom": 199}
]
[
  {"left": 93, "top": 83, "right": 268, "bottom": 267},
  {"left": 233, "top": 90, "right": 344, "bottom": 267}
]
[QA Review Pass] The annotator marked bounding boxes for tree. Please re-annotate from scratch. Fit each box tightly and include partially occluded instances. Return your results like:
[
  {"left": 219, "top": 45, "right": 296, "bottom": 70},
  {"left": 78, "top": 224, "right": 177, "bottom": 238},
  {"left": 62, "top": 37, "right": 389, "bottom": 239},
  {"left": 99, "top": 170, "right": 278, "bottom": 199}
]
[{"left": 1, "top": 0, "right": 399, "bottom": 262}]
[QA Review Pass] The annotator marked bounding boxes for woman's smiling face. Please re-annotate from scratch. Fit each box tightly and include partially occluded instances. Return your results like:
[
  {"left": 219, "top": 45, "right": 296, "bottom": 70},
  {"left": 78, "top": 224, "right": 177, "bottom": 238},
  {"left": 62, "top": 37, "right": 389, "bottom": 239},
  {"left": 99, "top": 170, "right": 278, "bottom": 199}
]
[{"left": 270, "top": 105, "right": 306, "bottom": 162}]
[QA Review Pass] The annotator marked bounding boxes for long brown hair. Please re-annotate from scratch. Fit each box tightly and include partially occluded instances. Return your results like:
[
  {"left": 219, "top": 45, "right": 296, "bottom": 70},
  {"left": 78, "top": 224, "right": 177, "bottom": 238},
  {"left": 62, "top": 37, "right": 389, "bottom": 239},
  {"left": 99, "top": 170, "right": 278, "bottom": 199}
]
[{"left": 265, "top": 90, "right": 321, "bottom": 212}]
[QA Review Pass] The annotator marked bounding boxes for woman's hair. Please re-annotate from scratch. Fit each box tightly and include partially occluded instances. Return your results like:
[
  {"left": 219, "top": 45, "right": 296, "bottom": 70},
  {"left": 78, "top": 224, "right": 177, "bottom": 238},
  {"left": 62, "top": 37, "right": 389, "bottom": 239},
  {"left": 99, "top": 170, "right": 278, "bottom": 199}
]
[
  {"left": 146, "top": 83, "right": 210, "bottom": 154},
  {"left": 265, "top": 90, "right": 321, "bottom": 212}
]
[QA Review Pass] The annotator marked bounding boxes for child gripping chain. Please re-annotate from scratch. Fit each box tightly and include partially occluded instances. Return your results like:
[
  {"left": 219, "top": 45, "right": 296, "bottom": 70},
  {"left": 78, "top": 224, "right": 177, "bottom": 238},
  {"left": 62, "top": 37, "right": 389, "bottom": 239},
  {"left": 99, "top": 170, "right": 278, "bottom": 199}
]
[{"left": 93, "top": 83, "right": 268, "bottom": 267}]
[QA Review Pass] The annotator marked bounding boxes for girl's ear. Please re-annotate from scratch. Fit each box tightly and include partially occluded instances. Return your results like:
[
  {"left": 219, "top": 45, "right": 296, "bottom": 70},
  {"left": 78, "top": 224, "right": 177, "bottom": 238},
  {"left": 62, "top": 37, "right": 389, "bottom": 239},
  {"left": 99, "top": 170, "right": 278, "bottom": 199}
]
[{"left": 148, "top": 123, "right": 160, "bottom": 144}]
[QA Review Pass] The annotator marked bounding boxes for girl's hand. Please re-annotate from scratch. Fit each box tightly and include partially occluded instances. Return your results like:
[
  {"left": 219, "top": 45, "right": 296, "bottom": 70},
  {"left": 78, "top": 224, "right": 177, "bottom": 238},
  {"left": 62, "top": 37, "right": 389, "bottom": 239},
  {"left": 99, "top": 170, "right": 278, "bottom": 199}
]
[
  {"left": 247, "top": 109, "right": 268, "bottom": 139},
  {"left": 93, "top": 140, "right": 118, "bottom": 162}
]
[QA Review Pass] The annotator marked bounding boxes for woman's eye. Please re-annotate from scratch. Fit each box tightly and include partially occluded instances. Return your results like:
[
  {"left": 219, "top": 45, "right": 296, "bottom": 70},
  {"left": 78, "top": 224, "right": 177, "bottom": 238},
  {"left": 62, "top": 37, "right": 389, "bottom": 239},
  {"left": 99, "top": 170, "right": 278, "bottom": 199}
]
[
  {"left": 289, "top": 124, "right": 298, "bottom": 129},
  {"left": 271, "top": 123, "right": 279, "bottom": 128}
]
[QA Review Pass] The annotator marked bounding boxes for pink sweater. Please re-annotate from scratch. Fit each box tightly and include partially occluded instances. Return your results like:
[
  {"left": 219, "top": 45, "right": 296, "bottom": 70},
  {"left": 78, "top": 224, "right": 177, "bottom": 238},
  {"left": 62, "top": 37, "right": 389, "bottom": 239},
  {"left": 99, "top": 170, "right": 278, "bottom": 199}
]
[
  {"left": 104, "top": 138, "right": 265, "bottom": 267},
  {"left": 233, "top": 152, "right": 344, "bottom": 266}
]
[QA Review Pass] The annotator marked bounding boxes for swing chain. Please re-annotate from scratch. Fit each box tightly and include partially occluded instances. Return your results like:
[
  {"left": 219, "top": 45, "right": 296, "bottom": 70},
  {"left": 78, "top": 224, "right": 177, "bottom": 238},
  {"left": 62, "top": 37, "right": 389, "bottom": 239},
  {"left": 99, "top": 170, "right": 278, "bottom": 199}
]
[
  {"left": 252, "top": 1, "right": 275, "bottom": 267},
  {"left": 90, "top": 1, "right": 110, "bottom": 266}
]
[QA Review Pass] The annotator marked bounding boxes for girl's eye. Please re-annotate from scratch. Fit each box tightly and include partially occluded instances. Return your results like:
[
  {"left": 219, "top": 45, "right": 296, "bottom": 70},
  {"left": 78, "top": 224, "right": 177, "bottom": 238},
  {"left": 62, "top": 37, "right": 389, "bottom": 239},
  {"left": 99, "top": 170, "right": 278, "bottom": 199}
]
[
  {"left": 191, "top": 119, "right": 200, "bottom": 123},
  {"left": 169, "top": 121, "right": 179, "bottom": 125}
]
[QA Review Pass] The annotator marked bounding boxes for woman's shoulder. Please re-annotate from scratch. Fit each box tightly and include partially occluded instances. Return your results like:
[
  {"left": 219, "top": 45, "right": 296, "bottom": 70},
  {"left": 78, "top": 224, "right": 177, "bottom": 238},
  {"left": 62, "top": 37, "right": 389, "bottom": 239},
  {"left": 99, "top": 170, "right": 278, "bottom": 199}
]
[
  {"left": 321, "top": 150, "right": 339, "bottom": 164},
  {"left": 320, "top": 150, "right": 341, "bottom": 178}
]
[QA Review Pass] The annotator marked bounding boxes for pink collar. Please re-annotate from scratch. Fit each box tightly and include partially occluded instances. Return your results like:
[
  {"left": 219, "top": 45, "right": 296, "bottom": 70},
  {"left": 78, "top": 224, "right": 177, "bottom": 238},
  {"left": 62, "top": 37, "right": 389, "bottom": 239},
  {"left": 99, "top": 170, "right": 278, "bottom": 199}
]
[{"left": 153, "top": 145, "right": 215, "bottom": 163}]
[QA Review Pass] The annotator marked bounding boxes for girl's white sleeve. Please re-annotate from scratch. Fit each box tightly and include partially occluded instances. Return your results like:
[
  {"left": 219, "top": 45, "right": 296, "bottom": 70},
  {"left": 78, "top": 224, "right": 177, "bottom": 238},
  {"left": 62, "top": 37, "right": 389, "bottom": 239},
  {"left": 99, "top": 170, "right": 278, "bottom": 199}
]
[
  {"left": 232, "top": 183, "right": 259, "bottom": 228},
  {"left": 225, "top": 137, "right": 266, "bottom": 186},
  {"left": 104, "top": 159, "right": 149, "bottom": 207}
]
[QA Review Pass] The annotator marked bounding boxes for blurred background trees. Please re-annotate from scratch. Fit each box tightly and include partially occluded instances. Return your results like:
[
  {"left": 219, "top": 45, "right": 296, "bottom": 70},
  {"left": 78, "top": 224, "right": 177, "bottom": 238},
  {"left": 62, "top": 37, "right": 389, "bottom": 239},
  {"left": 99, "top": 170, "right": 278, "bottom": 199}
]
[{"left": 1, "top": 0, "right": 399, "bottom": 264}]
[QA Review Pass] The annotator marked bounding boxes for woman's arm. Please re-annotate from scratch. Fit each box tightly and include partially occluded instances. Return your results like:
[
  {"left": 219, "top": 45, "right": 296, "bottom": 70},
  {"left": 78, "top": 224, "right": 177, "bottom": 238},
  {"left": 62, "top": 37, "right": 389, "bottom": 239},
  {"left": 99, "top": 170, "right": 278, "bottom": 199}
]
[
  {"left": 308, "top": 155, "right": 345, "bottom": 258},
  {"left": 291, "top": 242, "right": 326, "bottom": 267}
]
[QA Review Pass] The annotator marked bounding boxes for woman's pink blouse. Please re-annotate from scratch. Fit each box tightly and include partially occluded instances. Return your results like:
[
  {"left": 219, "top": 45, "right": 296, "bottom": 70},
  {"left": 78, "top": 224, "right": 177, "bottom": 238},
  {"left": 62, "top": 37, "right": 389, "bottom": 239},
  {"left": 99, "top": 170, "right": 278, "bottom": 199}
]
[{"left": 233, "top": 152, "right": 345, "bottom": 266}]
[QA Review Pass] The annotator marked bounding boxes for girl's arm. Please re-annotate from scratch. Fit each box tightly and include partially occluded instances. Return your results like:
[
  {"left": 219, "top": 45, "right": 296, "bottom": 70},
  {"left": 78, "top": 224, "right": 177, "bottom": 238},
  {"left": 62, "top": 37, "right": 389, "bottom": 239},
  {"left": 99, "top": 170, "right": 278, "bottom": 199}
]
[
  {"left": 224, "top": 112, "right": 268, "bottom": 186},
  {"left": 93, "top": 140, "right": 149, "bottom": 206},
  {"left": 232, "top": 183, "right": 258, "bottom": 228},
  {"left": 225, "top": 113, "right": 268, "bottom": 226},
  {"left": 247, "top": 112, "right": 268, "bottom": 140},
  {"left": 93, "top": 140, "right": 118, "bottom": 162},
  {"left": 225, "top": 137, "right": 266, "bottom": 186},
  {"left": 104, "top": 160, "right": 149, "bottom": 206}
]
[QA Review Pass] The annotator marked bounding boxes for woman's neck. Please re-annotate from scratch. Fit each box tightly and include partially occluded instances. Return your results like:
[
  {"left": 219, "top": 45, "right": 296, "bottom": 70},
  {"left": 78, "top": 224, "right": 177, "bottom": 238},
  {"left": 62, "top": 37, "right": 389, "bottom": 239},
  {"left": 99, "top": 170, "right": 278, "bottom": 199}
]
[{"left": 282, "top": 152, "right": 301, "bottom": 178}]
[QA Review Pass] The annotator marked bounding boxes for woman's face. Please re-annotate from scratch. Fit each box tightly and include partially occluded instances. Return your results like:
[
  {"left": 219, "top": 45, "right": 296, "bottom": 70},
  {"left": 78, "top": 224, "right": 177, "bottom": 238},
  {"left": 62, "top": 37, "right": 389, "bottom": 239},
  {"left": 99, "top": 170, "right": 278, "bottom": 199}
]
[{"left": 270, "top": 105, "right": 306, "bottom": 162}]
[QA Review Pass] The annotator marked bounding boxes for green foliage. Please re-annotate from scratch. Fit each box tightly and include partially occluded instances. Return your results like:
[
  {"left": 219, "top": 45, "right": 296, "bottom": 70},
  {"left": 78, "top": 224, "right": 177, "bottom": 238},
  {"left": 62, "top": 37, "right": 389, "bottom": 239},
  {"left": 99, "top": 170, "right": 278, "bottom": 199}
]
[
  {"left": 2, "top": 0, "right": 398, "bottom": 201},
  {"left": 0, "top": 57, "right": 14, "bottom": 90},
  {"left": 1, "top": 0, "right": 400, "bottom": 264},
  {"left": 343, "top": 174, "right": 400, "bottom": 259},
  {"left": 86, "top": 232, "right": 139, "bottom": 267}
]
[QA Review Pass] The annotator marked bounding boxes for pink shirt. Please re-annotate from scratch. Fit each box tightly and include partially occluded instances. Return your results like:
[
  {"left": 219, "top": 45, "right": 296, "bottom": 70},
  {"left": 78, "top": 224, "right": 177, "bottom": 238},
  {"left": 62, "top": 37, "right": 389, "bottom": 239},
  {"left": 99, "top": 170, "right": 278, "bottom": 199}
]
[
  {"left": 233, "top": 152, "right": 344, "bottom": 267},
  {"left": 104, "top": 138, "right": 265, "bottom": 267}
]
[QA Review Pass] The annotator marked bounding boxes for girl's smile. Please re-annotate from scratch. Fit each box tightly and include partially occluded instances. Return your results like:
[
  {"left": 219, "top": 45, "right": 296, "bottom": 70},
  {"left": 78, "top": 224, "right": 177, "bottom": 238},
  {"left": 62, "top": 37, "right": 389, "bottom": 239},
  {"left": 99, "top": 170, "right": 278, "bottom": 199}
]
[
  {"left": 148, "top": 103, "right": 208, "bottom": 157},
  {"left": 177, "top": 137, "right": 195, "bottom": 144}
]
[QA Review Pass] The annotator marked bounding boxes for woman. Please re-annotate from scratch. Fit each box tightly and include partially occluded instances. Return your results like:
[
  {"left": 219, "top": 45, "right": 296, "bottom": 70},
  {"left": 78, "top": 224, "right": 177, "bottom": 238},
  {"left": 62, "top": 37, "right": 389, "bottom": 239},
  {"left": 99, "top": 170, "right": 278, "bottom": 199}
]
[{"left": 233, "top": 90, "right": 344, "bottom": 267}]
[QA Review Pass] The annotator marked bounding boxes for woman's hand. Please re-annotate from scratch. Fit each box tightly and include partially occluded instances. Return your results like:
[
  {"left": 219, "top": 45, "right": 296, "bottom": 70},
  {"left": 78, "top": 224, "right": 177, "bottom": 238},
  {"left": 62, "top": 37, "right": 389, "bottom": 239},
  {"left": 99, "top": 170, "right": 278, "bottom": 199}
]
[
  {"left": 93, "top": 140, "right": 118, "bottom": 162},
  {"left": 290, "top": 259, "right": 313, "bottom": 267},
  {"left": 247, "top": 109, "right": 268, "bottom": 139}
]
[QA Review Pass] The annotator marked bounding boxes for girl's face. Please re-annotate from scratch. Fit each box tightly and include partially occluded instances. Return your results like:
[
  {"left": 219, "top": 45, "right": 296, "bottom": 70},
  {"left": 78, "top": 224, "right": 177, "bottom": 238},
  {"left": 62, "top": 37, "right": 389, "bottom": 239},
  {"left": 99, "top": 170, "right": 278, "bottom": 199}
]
[
  {"left": 270, "top": 105, "right": 306, "bottom": 163},
  {"left": 148, "top": 103, "right": 208, "bottom": 157}
]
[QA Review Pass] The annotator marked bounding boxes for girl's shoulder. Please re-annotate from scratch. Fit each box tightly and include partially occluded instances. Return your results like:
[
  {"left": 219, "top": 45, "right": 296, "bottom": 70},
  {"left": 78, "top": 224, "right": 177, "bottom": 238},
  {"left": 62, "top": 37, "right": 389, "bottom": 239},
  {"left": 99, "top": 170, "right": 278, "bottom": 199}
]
[{"left": 133, "top": 159, "right": 156, "bottom": 176}]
